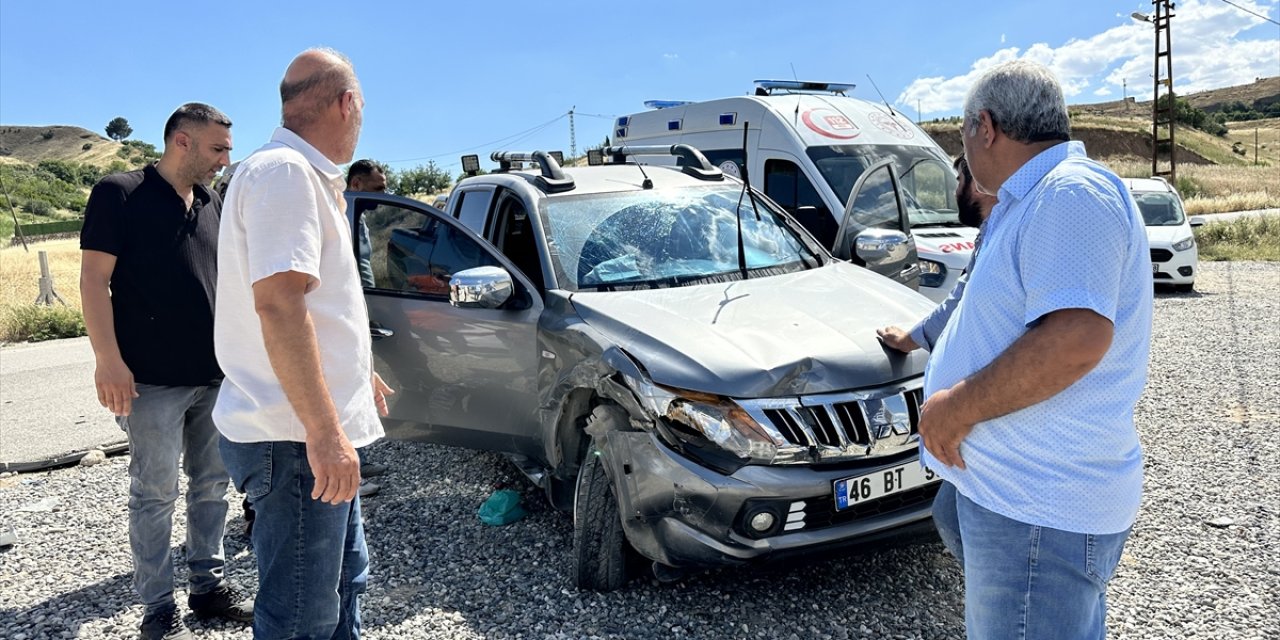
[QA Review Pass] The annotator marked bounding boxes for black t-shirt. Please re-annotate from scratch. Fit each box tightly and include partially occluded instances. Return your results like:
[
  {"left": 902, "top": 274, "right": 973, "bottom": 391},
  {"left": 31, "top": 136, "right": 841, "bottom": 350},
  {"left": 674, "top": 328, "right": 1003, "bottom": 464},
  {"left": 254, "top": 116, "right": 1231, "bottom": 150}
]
[{"left": 80, "top": 165, "right": 223, "bottom": 386}]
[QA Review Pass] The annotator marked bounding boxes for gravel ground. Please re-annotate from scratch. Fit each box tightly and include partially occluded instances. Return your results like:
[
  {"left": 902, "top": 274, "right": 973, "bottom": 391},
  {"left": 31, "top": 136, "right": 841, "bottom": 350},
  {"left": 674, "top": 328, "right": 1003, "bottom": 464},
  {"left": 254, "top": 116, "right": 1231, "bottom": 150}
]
[{"left": 2, "top": 261, "right": 1277, "bottom": 639}]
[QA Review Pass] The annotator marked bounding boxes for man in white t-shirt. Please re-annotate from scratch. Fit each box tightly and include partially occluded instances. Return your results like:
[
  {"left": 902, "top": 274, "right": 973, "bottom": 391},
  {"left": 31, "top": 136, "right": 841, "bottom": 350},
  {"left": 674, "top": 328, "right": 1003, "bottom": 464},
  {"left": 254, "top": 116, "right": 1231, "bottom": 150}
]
[{"left": 213, "top": 47, "right": 392, "bottom": 639}]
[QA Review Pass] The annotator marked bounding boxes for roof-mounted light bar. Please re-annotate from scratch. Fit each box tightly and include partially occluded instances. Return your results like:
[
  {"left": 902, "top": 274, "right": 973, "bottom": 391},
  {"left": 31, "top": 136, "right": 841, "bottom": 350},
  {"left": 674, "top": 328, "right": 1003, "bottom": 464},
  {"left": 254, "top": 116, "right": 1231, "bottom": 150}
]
[
  {"left": 490, "top": 150, "right": 575, "bottom": 192},
  {"left": 754, "top": 79, "right": 856, "bottom": 96},
  {"left": 602, "top": 144, "right": 723, "bottom": 182}
]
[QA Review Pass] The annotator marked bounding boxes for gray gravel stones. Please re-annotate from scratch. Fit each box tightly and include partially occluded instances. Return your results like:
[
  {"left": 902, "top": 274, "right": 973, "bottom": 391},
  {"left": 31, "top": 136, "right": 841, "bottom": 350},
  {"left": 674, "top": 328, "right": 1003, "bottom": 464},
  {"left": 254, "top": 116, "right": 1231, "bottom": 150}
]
[{"left": 2, "top": 262, "right": 1277, "bottom": 639}]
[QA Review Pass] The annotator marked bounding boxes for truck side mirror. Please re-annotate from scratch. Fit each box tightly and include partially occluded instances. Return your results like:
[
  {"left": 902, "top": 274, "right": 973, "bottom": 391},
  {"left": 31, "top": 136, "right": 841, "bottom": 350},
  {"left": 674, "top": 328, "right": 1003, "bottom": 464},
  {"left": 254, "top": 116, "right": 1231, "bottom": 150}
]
[
  {"left": 854, "top": 229, "right": 911, "bottom": 267},
  {"left": 450, "top": 266, "right": 513, "bottom": 309}
]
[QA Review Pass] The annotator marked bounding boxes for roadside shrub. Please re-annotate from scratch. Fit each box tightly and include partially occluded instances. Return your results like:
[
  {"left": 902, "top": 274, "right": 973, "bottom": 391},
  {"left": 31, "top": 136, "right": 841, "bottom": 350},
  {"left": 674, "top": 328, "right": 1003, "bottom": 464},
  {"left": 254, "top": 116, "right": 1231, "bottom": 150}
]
[
  {"left": 82, "top": 143, "right": 93, "bottom": 151},
  {"left": 1, "top": 304, "right": 86, "bottom": 343},
  {"left": 41, "top": 130, "right": 55, "bottom": 140},
  {"left": 1175, "top": 175, "right": 1205, "bottom": 199},
  {"left": 108, "top": 160, "right": 129, "bottom": 173},
  {"left": 22, "top": 200, "right": 53, "bottom": 216},
  {"left": 116, "top": 147, "right": 131, "bottom": 159},
  {"left": 1195, "top": 216, "right": 1280, "bottom": 262},
  {"left": 129, "top": 156, "right": 147, "bottom": 166}
]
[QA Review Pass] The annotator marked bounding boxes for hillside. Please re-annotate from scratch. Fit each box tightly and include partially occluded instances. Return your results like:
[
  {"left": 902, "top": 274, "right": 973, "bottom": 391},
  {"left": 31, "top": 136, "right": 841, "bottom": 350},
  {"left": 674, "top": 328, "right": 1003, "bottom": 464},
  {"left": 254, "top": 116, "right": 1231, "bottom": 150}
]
[
  {"left": 0, "top": 125, "right": 129, "bottom": 169},
  {"left": 1078, "top": 76, "right": 1280, "bottom": 117}
]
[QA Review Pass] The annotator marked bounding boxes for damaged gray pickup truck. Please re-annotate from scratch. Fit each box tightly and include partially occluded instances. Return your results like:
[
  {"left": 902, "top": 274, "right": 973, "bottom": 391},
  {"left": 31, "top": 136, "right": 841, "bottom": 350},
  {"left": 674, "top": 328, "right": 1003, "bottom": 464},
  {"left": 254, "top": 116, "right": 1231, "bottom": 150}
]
[{"left": 349, "top": 145, "right": 941, "bottom": 590}]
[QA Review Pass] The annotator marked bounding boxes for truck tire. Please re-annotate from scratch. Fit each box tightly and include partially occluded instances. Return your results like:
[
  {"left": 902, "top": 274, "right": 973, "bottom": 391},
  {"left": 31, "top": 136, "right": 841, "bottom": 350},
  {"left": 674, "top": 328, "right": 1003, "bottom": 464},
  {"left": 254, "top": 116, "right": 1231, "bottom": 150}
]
[{"left": 573, "top": 441, "right": 632, "bottom": 591}]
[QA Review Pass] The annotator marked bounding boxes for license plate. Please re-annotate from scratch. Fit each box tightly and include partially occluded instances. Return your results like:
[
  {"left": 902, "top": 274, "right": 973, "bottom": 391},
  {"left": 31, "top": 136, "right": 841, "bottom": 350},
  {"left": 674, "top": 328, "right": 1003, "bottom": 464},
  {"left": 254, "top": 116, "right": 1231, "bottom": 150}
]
[
  {"left": 834, "top": 461, "right": 940, "bottom": 511},
  {"left": 1152, "top": 263, "right": 1159, "bottom": 274}
]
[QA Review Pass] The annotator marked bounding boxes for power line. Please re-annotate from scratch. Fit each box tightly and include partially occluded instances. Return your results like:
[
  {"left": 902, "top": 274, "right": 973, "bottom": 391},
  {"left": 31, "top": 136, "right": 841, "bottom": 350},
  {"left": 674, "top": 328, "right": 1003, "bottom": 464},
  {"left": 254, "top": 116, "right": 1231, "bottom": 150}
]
[
  {"left": 383, "top": 112, "right": 569, "bottom": 165},
  {"left": 1217, "top": 0, "right": 1280, "bottom": 26}
]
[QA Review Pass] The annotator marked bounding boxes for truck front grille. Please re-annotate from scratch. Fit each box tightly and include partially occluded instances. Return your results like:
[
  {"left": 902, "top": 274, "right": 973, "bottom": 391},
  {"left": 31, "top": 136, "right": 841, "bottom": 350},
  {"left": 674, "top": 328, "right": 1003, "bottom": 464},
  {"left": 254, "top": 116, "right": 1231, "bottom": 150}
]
[{"left": 739, "top": 380, "right": 924, "bottom": 462}]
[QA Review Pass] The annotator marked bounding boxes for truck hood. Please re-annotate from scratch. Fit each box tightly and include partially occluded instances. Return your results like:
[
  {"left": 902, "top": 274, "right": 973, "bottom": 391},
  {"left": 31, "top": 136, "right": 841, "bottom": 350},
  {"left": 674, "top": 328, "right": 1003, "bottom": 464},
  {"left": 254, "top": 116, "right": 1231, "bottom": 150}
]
[
  {"left": 569, "top": 262, "right": 933, "bottom": 398},
  {"left": 914, "top": 227, "right": 978, "bottom": 268}
]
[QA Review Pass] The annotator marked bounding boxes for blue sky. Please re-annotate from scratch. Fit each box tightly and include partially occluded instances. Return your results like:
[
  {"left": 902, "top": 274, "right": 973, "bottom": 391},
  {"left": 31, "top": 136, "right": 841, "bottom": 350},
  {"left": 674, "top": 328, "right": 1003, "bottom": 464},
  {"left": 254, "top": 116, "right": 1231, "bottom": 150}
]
[{"left": 2, "top": 1, "right": 1276, "bottom": 173}]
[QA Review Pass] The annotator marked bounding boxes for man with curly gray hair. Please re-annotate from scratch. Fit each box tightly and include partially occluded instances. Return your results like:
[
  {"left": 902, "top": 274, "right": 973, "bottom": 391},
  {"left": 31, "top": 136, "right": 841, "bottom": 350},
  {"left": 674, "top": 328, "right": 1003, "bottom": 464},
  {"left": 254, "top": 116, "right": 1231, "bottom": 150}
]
[{"left": 917, "top": 59, "right": 1152, "bottom": 638}]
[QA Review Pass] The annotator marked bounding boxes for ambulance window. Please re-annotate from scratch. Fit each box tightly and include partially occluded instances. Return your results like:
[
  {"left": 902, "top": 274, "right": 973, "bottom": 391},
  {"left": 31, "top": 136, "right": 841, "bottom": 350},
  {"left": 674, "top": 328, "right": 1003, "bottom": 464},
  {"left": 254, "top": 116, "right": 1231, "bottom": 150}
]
[{"left": 764, "top": 159, "right": 835, "bottom": 248}]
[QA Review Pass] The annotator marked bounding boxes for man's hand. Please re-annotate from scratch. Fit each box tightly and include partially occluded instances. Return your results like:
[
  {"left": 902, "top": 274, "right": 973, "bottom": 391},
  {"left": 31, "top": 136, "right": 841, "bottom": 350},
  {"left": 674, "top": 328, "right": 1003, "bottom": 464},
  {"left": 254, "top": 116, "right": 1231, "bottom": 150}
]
[
  {"left": 306, "top": 430, "right": 361, "bottom": 504},
  {"left": 877, "top": 326, "right": 921, "bottom": 353},
  {"left": 918, "top": 383, "right": 977, "bottom": 469},
  {"left": 372, "top": 371, "right": 394, "bottom": 417},
  {"left": 94, "top": 356, "right": 138, "bottom": 417}
]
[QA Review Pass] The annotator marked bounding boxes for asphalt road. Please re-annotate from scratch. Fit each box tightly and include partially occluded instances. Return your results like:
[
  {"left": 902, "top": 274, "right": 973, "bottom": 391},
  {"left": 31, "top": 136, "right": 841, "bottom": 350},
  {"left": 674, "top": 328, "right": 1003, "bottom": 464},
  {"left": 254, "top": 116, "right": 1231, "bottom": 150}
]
[{"left": 0, "top": 337, "right": 122, "bottom": 465}]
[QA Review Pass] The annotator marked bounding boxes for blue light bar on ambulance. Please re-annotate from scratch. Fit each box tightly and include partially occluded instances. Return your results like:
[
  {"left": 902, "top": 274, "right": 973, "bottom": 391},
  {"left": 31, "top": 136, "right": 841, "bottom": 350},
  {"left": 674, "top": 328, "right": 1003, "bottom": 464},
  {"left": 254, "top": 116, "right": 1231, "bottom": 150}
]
[
  {"left": 643, "top": 100, "right": 693, "bottom": 109},
  {"left": 754, "top": 79, "right": 856, "bottom": 95}
]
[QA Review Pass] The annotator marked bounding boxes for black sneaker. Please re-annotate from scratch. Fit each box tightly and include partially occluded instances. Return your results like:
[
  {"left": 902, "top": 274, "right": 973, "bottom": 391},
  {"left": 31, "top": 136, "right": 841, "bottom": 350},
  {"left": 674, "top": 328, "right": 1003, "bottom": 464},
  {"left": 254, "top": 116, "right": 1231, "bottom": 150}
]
[
  {"left": 138, "top": 604, "right": 192, "bottom": 640},
  {"left": 188, "top": 583, "right": 254, "bottom": 623}
]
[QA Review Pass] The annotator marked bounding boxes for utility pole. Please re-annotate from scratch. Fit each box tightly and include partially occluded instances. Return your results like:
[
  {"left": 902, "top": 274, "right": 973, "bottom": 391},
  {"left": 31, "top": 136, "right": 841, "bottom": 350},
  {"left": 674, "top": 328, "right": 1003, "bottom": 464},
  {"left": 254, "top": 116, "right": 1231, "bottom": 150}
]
[
  {"left": 569, "top": 106, "right": 577, "bottom": 161},
  {"left": 1123, "top": 79, "right": 1128, "bottom": 113},
  {"left": 1150, "top": 0, "right": 1176, "bottom": 183}
]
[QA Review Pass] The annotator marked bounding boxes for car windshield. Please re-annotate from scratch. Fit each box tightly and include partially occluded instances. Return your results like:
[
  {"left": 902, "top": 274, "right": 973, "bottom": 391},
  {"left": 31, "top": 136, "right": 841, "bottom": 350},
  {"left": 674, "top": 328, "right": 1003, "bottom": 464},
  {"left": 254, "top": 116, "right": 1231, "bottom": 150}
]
[
  {"left": 1132, "top": 191, "right": 1186, "bottom": 226},
  {"left": 543, "top": 185, "right": 824, "bottom": 291},
  {"left": 806, "top": 144, "right": 960, "bottom": 227}
]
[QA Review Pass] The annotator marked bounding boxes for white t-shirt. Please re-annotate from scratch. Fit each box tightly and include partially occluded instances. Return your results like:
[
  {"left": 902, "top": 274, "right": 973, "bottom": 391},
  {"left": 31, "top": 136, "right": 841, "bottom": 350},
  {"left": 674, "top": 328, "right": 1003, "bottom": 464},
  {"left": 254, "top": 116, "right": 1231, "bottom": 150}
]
[{"left": 213, "top": 127, "right": 383, "bottom": 448}]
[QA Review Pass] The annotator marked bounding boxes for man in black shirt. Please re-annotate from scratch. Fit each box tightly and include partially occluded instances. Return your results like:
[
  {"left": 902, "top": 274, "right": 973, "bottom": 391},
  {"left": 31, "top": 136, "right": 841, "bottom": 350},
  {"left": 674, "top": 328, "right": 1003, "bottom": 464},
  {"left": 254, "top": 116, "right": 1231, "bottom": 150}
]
[{"left": 80, "top": 103, "right": 253, "bottom": 640}]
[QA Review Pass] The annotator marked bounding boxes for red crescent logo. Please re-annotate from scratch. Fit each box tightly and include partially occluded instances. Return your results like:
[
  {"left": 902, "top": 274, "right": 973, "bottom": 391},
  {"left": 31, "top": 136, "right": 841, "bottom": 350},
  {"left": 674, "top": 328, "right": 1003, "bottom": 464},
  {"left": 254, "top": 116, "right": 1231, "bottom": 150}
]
[{"left": 801, "top": 108, "right": 861, "bottom": 140}]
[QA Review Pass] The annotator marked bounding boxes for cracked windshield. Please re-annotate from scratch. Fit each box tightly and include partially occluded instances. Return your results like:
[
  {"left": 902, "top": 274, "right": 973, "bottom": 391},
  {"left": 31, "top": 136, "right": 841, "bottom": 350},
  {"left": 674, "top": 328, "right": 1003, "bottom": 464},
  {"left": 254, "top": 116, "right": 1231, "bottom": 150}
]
[{"left": 546, "top": 186, "right": 822, "bottom": 290}]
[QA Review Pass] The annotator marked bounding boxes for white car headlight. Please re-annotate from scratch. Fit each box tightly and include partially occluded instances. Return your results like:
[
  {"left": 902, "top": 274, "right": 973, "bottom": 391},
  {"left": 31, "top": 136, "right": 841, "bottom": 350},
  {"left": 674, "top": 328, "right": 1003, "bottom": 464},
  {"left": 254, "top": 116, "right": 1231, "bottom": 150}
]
[
  {"left": 1172, "top": 236, "right": 1195, "bottom": 252},
  {"left": 623, "top": 374, "right": 780, "bottom": 464}
]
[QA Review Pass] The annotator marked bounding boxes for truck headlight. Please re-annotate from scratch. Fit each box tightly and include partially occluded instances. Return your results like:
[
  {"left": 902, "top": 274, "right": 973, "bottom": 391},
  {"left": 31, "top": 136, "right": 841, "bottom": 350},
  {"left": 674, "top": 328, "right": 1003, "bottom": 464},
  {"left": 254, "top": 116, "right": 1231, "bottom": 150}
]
[
  {"left": 1172, "top": 236, "right": 1195, "bottom": 252},
  {"left": 918, "top": 259, "right": 947, "bottom": 288},
  {"left": 623, "top": 375, "right": 780, "bottom": 468}
]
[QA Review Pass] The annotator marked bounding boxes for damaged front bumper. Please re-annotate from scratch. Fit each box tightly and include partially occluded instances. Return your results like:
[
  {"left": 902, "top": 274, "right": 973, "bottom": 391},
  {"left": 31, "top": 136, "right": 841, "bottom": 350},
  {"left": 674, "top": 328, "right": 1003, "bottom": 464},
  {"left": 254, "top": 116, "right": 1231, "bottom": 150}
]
[{"left": 595, "top": 429, "right": 940, "bottom": 569}]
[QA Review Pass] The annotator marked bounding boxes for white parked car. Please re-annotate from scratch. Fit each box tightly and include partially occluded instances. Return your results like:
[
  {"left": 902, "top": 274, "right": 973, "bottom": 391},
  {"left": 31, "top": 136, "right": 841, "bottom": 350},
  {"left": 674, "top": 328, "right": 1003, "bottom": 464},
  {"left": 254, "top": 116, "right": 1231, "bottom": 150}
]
[{"left": 1124, "top": 177, "right": 1204, "bottom": 292}]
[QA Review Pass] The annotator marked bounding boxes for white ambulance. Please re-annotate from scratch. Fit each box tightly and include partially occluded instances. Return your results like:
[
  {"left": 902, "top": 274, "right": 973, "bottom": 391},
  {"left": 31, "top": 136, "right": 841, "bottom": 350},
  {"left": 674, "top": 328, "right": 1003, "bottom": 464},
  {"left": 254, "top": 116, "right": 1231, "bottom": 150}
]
[{"left": 615, "top": 80, "right": 976, "bottom": 302}]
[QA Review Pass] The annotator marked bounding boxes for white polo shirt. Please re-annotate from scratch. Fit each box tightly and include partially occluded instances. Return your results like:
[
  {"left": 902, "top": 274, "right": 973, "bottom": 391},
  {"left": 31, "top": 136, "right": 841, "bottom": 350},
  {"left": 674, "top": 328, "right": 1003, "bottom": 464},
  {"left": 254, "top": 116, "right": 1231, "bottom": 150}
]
[{"left": 213, "top": 127, "right": 383, "bottom": 448}]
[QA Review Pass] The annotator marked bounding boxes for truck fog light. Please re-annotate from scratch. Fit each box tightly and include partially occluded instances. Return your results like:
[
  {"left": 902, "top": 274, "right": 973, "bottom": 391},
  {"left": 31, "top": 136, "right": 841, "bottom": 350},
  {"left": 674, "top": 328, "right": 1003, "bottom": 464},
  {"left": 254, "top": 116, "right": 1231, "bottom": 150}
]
[{"left": 749, "top": 511, "right": 776, "bottom": 532}]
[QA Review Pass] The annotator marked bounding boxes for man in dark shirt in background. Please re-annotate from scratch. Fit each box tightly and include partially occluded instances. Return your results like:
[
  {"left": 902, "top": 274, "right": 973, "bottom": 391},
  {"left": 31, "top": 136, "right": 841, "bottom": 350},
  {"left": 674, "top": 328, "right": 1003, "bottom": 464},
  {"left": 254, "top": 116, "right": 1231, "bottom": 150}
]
[
  {"left": 346, "top": 158, "right": 389, "bottom": 497},
  {"left": 80, "top": 102, "right": 253, "bottom": 640}
]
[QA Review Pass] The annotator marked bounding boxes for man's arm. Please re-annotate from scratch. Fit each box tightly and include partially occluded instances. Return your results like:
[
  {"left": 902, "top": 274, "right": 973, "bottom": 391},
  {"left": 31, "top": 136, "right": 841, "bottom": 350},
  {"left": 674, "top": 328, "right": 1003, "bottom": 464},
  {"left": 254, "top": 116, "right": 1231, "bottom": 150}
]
[
  {"left": 878, "top": 270, "right": 970, "bottom": 353},
  {"left": 253, "top": 270, "right": 360, "bottom": 505},
  {"left": 80, "top": 250, "right": 137, "bottom": 416},
  {"left": 918, "top": 307, "right": 1113, "bottom": 468}
]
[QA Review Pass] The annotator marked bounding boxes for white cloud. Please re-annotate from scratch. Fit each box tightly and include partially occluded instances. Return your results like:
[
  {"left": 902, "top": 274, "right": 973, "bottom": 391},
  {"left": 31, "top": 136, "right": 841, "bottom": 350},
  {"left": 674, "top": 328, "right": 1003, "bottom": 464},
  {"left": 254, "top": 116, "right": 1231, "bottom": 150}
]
[
  {"left": 662, "top": 53, "right": 679, "bottom": 60},
  {"left": 898, "top": 0, "right": 1280, "bottom": 113}
]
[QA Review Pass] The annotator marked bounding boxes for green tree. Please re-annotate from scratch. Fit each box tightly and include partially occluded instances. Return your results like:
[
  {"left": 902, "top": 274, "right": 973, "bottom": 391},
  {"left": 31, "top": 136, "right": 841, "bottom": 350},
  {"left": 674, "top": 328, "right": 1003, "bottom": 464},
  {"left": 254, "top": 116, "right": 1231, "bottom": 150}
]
[
  {"left": 105, "top": 117, "right": 133, "bottom": 141},
  {"left": 396, "top": 161, "right": 452, "bottom": 196}
]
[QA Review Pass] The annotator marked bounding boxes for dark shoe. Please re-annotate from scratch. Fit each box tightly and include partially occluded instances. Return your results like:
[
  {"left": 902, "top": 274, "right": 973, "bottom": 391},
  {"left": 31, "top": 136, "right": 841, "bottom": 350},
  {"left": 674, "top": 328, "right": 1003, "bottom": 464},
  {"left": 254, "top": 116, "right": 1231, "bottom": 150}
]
[
  {"left": 188, "top": 583, "right": 254, "bottom": 623},
  {"left": 139, "top": 604, "right": 192, "bottom": 640},
  {"left": 360, "top": 461, "right": 388, "bottom": 478},
  {"left": 359, "top": 477, "right": 381, "bottom": 498}
]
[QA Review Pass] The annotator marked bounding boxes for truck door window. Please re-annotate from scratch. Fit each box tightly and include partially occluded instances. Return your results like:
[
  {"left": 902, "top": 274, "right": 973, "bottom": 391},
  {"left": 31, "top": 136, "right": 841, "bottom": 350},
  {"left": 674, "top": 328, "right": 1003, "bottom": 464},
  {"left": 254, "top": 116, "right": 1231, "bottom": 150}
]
[
  {"left": 764, "top": 159, "right": 836, "bottom": 248},
  {"left": 453, "top": 188, "right": 494, "bottom": 235},
  {"left": 491, "top": 192, "right": 545, "bottom": 291},
  {"left": 360, "top": 201, "right": 499, "bottom": 297}
]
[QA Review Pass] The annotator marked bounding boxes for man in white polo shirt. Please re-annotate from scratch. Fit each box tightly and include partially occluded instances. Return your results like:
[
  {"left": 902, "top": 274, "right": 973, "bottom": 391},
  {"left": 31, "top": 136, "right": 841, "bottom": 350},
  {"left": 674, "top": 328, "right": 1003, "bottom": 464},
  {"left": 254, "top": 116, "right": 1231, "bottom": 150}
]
[
  {"left": 214, "top": 47, "right": 392, "bottom": 639},
  {"left": 917, "top": 60, "right": 1152, "bottom": 638}
]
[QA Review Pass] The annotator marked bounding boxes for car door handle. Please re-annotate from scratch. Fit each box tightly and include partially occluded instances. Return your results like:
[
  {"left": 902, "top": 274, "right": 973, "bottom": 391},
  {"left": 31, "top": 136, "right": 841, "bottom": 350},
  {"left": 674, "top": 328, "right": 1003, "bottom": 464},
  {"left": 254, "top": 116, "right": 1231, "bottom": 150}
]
[{"left": 370, "top": 327, "right": 394, "bottom": 341}]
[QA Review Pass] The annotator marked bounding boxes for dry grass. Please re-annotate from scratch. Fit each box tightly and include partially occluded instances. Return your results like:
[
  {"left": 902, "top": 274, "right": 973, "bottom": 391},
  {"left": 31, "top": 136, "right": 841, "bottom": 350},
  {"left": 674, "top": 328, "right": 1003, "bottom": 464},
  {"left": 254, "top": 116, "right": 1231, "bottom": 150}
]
[
  {"left": 1099, "top": 159, "right": 1279, "bottom": 214},
  {"left": 0, "top": 238, "right": 83, "bottom": 310}
]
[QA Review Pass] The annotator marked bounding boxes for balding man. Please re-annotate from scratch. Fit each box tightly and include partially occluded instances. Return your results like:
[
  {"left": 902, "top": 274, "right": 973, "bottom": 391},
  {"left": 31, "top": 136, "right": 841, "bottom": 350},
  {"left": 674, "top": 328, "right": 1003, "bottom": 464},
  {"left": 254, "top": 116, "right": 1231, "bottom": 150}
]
[{"left": 213, "top": 48, "right": 392, "bottom": 639}]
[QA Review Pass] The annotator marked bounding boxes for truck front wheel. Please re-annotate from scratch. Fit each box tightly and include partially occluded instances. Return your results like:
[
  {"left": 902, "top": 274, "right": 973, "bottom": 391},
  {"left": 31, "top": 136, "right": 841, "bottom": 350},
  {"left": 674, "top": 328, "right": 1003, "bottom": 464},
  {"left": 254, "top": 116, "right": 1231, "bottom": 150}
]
[{"left": 572, "top": 442, "right": 633, "bottom": 591}]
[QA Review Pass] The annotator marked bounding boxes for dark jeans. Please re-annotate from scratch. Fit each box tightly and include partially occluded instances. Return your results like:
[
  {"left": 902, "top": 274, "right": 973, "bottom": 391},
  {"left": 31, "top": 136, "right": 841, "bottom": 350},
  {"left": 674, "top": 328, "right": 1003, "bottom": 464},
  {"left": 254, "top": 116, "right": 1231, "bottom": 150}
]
[{"left": 220, "top": 439, "right": 368, "bottom": 639}]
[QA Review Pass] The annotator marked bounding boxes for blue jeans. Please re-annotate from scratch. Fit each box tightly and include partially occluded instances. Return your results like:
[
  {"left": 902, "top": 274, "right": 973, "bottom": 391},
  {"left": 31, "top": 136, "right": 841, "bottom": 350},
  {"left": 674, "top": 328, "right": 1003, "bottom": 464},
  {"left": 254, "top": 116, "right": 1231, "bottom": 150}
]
[
  {"left": 219, "top": 439, "right": 369, "bottom": 640},
  {"left": 119, "top": 383, "right": 229, "bottom": 611},
  {"left": 932, "top": 482, "right": 1130, "bottom": 640}
]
